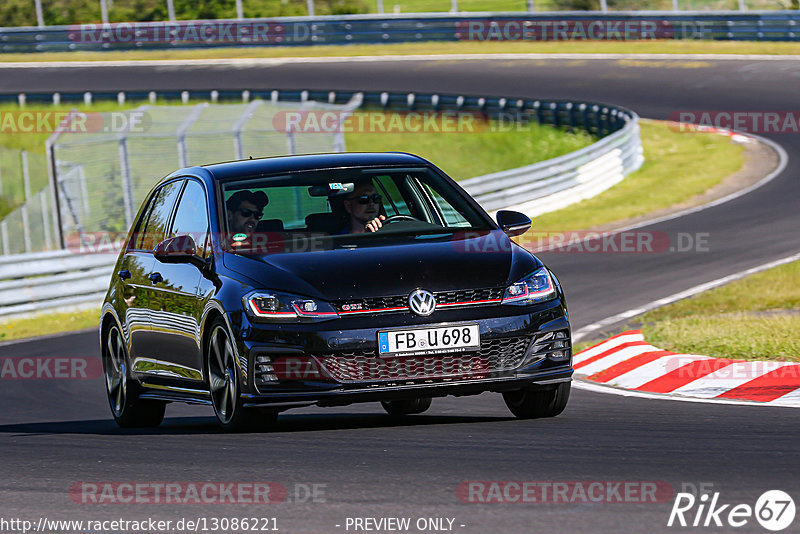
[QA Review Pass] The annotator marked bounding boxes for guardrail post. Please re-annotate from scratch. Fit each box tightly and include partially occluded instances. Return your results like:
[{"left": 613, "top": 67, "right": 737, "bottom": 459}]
[
  {"left": 286, "top": 127, "right": 296, "bottom": 155},
  {"left": 167, "top": 0, "right": 176, "bottom": 21},
  {"left": 600, "top": 0, "right": 608, "bottom": 12},
  {"left": 100, "top": 0, "right": 109, "bottom": 23},
  {"left": 236, "top": 0, "right": 244, "bottom": 19},
  {"left": 377, "top": 0, "right": 384, "bottom": 14},
  {"left": 450, "top": 0, "right": 458, "bottom": 12},
  {"left": 307, "top": 0, "right": 315, "bottom": 17},
  {"left": 526, "top": 0, "right": 533, "bottom": 12}
]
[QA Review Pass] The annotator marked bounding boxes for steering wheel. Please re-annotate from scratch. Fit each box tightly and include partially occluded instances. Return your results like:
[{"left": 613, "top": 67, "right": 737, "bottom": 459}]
[{"left": 382, "top": 214, "right": 420, "bottom": 225}]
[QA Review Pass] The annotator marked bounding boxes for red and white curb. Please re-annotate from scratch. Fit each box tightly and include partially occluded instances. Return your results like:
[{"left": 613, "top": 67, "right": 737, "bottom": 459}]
[{"left": 573, "top": 330, "right": 800, "bottom": 407}]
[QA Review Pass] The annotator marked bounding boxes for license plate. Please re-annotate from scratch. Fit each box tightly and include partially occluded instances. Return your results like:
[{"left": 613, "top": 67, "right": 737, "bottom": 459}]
[{"left": 378, "top": 324, "right": 481, "bottom": 357}]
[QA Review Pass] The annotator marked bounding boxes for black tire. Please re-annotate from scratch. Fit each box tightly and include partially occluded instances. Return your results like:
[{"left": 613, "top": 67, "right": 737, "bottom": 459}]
[
  {"left": 206, "top": 317, "right": 278, "bottom": 432},
  {"left": 503, "top": 382, "right": 571, "bottom": 419},
  {"left": 102, "top": 324, "right": 166, "bottom": 428},
  {"left": 381, "top": 397, "right": 432, "bottom": 416}
]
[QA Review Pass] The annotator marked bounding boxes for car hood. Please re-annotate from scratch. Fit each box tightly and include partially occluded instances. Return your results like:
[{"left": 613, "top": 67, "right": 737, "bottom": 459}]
[{"left": 222, "top": 230, "right": 541, "bottom": 300}]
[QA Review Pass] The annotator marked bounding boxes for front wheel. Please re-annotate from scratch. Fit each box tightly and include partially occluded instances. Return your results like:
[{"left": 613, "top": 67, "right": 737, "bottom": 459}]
[
  {"left": 103, "top": 324, "right": 166, "bottom": 428},
  {"left": 207, "top": 318, "right": 278, "bottom": 432},
  {"left": 381, "top": 397, "right": 432, "bottom": 415},
  {"left": 503, "top": 382, "right": 571, "bottom": 419}
]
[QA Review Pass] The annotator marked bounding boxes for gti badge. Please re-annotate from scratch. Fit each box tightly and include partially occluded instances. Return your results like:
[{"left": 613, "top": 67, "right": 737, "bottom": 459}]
[{"left": 409, "top": 289, "right": 436, "bottom": 316}]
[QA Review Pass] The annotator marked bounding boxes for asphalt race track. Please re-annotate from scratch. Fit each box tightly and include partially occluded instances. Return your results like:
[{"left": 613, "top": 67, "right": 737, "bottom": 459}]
[{"left": 1, "top": 57, "right": 799, "bottom": 533}]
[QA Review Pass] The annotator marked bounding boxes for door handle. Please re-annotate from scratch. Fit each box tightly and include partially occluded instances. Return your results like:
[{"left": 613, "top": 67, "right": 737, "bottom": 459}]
[
  {"left": 117, "top": 270, "right": 131, "bottom": 280},
  {"left": 148, "top": 272, "right": 163, "bottom": 284}
]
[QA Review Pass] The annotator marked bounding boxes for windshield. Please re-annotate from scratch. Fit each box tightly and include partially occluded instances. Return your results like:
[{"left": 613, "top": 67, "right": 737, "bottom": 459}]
[{"left": 220, "top": 167, "right": 493, "bottom": 255}]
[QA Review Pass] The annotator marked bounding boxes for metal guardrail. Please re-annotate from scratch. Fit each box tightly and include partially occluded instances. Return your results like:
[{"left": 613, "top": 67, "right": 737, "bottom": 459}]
[
  {"left": 0, "top": 88, "right": 641, "bottom": 317},
  {"left": 0, "top": 250, "right": 116, "bottom": 317},
  {"left": 1, "top": 11, "right": 800, "bottom": 53}
]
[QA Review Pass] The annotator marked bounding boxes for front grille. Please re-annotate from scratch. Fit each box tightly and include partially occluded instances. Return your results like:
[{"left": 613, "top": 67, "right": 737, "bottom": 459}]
[
  {"left": 313, "top": 336, "right": 531, "bottom": 382},
  {"left": 333, "top": 287, "right": 503, "bottom": 314}
]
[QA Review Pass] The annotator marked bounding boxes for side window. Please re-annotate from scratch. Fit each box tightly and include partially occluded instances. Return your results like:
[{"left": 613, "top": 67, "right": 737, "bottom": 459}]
[
  {"left": 169, "top": 180, "right": 210, "bottom": 257},
  {"left": 132, "top": 192, "right": 160, "bottom": 251},
  {"left": 139, "top": 180, "right": 183, "bottom": 251},
  {"left": 422, "top": 183, "right": 471, "bottom": 227},
  {"left": 372, "top": 175, "right": 412, "bottom": 217}
]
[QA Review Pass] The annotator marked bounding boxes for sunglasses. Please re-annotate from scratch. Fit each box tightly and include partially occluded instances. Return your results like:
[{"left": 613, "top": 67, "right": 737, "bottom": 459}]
[
  {"left": 350, "top": 194, "right": 383, "bottom": 205},
  {"left": 238, "top": 208, "right": 263, "bottom": 219}
]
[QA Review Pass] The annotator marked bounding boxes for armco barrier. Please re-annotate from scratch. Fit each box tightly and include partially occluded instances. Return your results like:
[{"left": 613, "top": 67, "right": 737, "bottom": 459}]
[
  {"left": 1, "top": 11, "right": 800, "bottom": 53},
  {"left": 0, "top": 88, "right": 641, "bottom": 316}
]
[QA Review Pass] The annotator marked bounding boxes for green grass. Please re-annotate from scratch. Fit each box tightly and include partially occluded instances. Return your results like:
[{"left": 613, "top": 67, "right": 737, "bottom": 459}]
[
  {"left": 2, "top": 40, "right": 800, "bottom": 64},
  {"left": 528, "top": 120, "right": 744, "bottom": 231},
  {"left": 345, "top": 114, "right": 596, "bottom": 180},
  {"left": 0, "top": 308, "right": 100, "bottom": 342},
  {"left": 637, "top": 260, "right": 800, "bottom": 361}
]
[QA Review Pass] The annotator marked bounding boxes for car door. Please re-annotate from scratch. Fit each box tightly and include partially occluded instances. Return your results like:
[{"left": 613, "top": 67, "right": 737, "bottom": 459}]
[
  {"left": 127, "top": 179, "right": 184, "bottom": 381},
  {"left": 117, "top": 192, "right": 160, "bottom": 363},
  {"left": 148, "top": 178, "right": 209, "bottom": 383}
]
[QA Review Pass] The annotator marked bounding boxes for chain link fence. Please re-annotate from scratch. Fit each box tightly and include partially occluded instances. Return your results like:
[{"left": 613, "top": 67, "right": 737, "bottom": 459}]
[
  {"left": 46, "top": 96, "right": 359, "bottom": 250},
  {"left": 0, "top": 146, "right": 52, "bottom": 255}
]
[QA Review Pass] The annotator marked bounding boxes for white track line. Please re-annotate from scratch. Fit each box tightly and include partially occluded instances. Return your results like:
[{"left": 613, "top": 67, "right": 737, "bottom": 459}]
[
  {"left": 572, "top": 251, "right": 800, "bottom": 344},
  {"left": 1, "top": 53, "right": 800, "bottom": 69},
  {"left": 573, "top": 378, "right": 799, "bottom": 408}
]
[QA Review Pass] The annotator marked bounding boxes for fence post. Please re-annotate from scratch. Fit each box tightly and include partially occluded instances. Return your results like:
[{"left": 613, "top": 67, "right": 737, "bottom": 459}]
[
  {"left": 286, "top": 128, "right": 296, "bottom": 155},
  {"left": 118, "top": 138, "right": 134, "bottom": 228},
  {"left": 35, "top": 0, "right": 45, "bottom": 27},
  {"left": 21, "top": 204, "right": 31, "bottom": 253},
  {"left": 41, "top": 191, "right": 52, "bottom": 249},
  {"left": 45, "top": 138, "right": 65, "bottom": 249},
  {"left": 600, "top": 0, "right": 608, "bottom": 12},
  {"left": 176, "top": 103, "right": 208, "bottom": 167},
  {"left": 21, "top": 150, "right": 31, "bottom": 201},
  {"left": 100, "top": 0, "right": 109, "bottom": 23},
  {"left": 377, "top": 0, "right": 384, "bottom": 14},
  {"left": 307, "top": 0, "right": 314, "bottom": 16},
  {"left": 673, "top": 0, "right": 679, "bottom": 10},
  {"left": 232, "top": 100, "right": 263, "bottom": 160},
  {"left": 236, "top": 0, "right": 244, "bottom": 19},
  {"left": 1, "top": 221, "right": 9, "bottom": 255},
  {"left": 450, "top": 0, "right": 458, "bottom": 12},
  {"left": 527, "top": 0, "right": 534, "bottom": 12}
]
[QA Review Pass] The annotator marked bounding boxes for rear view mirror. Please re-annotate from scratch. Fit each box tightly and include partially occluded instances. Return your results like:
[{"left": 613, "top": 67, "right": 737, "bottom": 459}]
[
  {"left": 496, "top": 210, "right": 531, "bottom": 237},
  {"left": 308, "top": 183, "right": 355, "bottom": 197},
  {"left": 154, "top": 235, "right": 204, "bottom": 266}
]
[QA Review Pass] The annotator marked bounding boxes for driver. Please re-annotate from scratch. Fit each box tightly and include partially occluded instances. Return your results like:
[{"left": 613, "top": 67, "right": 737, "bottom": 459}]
[
  {"left": 340, "top": 182, "right": 386, "bottom": 234},
  {"left": 226, "top": 190, "right": 269, "bottom": 240}
]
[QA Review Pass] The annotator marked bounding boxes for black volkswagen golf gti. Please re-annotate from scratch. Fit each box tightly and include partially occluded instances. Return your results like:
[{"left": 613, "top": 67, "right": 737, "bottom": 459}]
[{"left": 101, "top": 153, "right": 573, "bottom": 430}]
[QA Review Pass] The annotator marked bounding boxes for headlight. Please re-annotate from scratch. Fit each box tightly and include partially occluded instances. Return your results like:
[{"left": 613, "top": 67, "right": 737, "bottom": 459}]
[
  {"left": 502, "top": 267, "right": 556, "bottom": 305},
  {"left": 244, "top": 291, "right": 339, "bottom": 322}
]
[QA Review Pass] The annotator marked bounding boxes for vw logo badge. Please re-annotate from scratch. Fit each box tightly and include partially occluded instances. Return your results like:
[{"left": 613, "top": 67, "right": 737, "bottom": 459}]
[{"left": 408, "top": 289, "right": 436, "bottom": 317}]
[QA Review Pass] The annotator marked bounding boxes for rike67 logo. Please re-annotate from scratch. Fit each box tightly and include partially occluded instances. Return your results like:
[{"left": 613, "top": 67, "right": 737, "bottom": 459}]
[{"left": 668, "top": 490, "right": 795, "bottom": 531}]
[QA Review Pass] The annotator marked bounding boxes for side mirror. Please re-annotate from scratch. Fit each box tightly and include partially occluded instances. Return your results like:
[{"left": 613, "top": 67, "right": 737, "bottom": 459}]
[
  {"left": 154, "top": 235, "right": 204, "bottom": 267},
  {"left": 496, "top": 210, "right": 531, "bottom": 237}
]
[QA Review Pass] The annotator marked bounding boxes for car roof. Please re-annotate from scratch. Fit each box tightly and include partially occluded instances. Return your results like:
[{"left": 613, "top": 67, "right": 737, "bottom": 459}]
[{"left": 201, "top": 152, "right": 431, "bottom": 181}]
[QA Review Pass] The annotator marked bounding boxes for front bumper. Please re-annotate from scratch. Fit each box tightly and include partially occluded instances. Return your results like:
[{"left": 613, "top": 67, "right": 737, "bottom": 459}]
[{"left": 234, "top": 298, "right": 572, "bottom": 407}]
